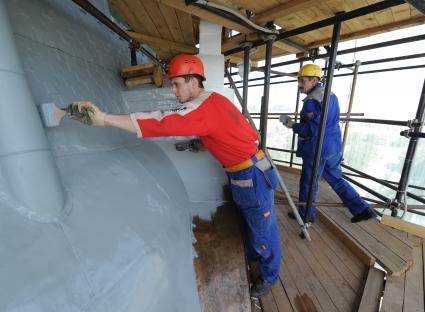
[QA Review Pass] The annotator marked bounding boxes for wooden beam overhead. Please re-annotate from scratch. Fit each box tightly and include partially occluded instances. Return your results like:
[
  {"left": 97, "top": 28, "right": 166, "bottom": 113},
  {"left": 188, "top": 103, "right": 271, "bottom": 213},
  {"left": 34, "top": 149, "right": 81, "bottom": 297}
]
[
  {"left": 156, "top": 0, "right": 251, "bottom": 33},
  {"left": 307, "top": 16, "right": 425, "bottom": 48},
  {"left": 127, "top": 31, "right": 198, "bottom": 54},
  {"left": 253, "top": 0, "right": 317, "bottom": 24},
  {"left": 222, "top": 33, "right": 302, "bottom": 54}
]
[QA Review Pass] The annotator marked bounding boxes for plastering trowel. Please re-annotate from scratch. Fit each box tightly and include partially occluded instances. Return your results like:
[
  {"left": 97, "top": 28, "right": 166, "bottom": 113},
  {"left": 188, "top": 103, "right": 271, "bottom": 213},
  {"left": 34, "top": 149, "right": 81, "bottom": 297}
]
[
  {"left": 38, "top": 102, "right": 93, "bottom": 127},
  {"left": 38, "top": 102, "right": 68, "bottom": 127}
]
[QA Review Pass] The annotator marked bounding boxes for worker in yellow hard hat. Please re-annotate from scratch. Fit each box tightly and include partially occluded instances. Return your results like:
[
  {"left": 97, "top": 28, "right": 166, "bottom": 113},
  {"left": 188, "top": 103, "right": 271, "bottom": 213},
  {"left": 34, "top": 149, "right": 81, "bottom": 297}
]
[{"left": 280, "top": 63, "right": 375, "bottom": 223}]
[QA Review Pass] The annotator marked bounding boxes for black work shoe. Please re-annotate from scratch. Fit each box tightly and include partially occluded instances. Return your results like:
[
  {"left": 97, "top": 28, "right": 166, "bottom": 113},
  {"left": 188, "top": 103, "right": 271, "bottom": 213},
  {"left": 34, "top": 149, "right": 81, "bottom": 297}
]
[
  {"left": 288, "top": 211, "right": 314, "bottom": 223},
  {"left": 351, "top": 208, "right": 376, "bottom": 223},
  {"left": 250, "top": 278, "right": 272, "bottom": 298}
]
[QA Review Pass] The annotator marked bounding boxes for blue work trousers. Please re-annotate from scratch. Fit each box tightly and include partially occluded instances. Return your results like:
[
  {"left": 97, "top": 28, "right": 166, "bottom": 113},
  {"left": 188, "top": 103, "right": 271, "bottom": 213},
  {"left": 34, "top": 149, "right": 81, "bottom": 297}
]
[
  {"left": 299, "top": 152, "right": 369, "bottom": 221},
  {"left": 227, "top": 157, "right": 281, "bottom": 284}
]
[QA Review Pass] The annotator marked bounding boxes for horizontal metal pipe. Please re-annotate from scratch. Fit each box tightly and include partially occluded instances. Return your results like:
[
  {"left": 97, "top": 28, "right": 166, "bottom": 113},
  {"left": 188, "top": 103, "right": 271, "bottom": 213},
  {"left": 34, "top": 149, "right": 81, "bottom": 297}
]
[
  {"left": 271, "top": 158, "right": 303, "bottom": 167},
  {"left": 339, "top": 118, "right": 407, "bottom": 126},
  {"left": 267, "top": 146, "right": 296, "bottom": 154},
  {"left": 343, "top": 165, "right": 425, "bottom": 204},
  {"left": 227, "top": 63, "right": 425, "bottom": 86},
  {"left": 225, "top": 34, "right": 425, "bottom": 75},
  {"left": 345, "top": 172, "right": 425, "bottom": 191},
  {"left": 362, "top": 197, "right": 386, "bottom": 205},
  {"left": 343, "top": 174, "right": 391, "bottom": 203}
]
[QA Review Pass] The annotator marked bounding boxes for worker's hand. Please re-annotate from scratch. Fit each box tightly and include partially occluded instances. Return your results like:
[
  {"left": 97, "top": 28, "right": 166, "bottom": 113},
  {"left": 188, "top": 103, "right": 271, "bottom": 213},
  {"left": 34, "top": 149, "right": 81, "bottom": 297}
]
[
  {"left": 67, "top": 101, "right": 106, "bottom": 126},
  {"left": 279, "top": 115, "right": 294, "bottom": 128}
]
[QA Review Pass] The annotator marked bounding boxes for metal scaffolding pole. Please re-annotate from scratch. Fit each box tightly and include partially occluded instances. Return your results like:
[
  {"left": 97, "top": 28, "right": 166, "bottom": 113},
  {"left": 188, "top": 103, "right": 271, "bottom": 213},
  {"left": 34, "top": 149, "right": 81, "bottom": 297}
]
[
  {"left": 224, "top": 65, "right": 311, "bottom": 240},
  {"left": 305, "top": 22, "right": 341, "bottom": 224},
  {"left": 342, "top": 61, "right": 361, "bottom": 154},
  {"left": 260, "top": 35, "right": 275, "bottom": 150},
  {"left": 392, "top": 79, "right": 425, "bottom": 215},
  {"left": 290, "top": 62, "right": 303, "bottom": 167},
  {"left": 241, "top": 42, "right": 252, "bottom": 117}
]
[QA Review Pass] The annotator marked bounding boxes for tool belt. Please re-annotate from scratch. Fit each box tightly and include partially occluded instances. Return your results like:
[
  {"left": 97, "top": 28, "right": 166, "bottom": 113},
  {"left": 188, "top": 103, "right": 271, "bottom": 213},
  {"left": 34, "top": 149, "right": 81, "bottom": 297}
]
[{"left": 225, "top": 150, "right": 267, "bottom": 173}]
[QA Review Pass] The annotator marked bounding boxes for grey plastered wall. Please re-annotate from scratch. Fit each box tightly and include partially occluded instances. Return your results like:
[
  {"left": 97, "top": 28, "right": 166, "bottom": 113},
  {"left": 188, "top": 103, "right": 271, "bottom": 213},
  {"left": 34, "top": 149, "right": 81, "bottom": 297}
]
[{"left": 0, "top": 0, "right": 227, "bottom": 311}]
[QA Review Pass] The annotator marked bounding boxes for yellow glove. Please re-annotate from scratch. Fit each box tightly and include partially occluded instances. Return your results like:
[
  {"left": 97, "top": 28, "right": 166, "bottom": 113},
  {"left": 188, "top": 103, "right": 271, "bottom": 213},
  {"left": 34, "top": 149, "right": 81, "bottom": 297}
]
[{"left": 67, "top": 101, "right": 106, "bottom": 126}]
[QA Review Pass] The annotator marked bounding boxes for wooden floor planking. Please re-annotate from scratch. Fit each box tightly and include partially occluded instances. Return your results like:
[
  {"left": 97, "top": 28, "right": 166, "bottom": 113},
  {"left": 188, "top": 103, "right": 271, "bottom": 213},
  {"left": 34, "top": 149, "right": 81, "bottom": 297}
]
[
  {"left": 260, "top": 167, "right": 424, "bottom": 312},
  {"left": 320, "top": 206, "right": 411, "bottom": 276},
  {"left": 357, "top": 267, "right": 385, "bottom": 312},
  {"left": 380, "top": 275, "right": 405, "bottom": 311},
  {"left": 260, "top": 201, "right": 368, "bottom": 312},
  {"left": 280, "top": 208, "right": 355, "bottom": 311}
]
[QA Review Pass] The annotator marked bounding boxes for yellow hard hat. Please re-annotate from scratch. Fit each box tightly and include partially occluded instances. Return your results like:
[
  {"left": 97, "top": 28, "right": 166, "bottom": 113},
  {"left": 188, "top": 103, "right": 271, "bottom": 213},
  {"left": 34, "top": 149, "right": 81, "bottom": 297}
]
[{"left": 298, "top": 64, "right": 322, "bottom": 78}]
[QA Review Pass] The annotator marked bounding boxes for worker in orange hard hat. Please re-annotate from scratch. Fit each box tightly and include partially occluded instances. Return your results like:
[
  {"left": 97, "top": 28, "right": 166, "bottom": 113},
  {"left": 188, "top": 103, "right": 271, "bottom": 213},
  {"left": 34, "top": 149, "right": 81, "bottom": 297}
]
[
  {"left": 280, "top": 63, "right": 375, "bottom": 224},
  {"left": 68, "top": 54, "right": 282, "bottom": 299}
]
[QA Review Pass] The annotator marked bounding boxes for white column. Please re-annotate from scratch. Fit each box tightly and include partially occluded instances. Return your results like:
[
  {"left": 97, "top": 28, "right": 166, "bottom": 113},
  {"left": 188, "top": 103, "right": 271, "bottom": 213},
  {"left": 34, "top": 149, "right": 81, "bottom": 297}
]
[{"left": 197, "top": 20, "right": 235, "bottom": 101}]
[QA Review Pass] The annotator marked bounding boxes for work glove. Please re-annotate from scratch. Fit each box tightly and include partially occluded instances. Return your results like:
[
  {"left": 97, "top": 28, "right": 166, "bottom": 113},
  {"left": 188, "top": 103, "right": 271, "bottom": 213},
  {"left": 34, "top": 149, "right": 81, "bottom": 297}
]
[
  {"left": 67, "top": 101, "right": 106, "bottom": 126},
  {"left": 279, "top": 115, "right": 294, "bottom": 128}
]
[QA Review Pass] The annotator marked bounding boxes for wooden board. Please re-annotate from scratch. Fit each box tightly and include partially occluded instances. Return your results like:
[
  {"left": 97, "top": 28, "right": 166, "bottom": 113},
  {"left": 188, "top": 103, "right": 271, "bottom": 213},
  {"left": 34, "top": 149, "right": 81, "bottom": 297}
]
[
  {"left": 121, "top": 63, "right": 155, "bottom": 78},
  {"left": 321, "top": 207, "right": 411, "bottom": 276},
  {"left": 381, "top": 214, "right": 425, "bottom": 239},
  {"left": 316, "top": 208, "right": 376, "bottom": 267},
  {"left": 380, "top": 275, "right": 405, "bottom": 311},
  {"left": 124, "top": 75, "right": 153, "bottom": 86},
  {"left": 357, "top": 267, "right": 385, "bottom": 312},
  {"left": 403, "top": 244, "right": 424, "bottom": 312},
  {"left": 192, "top": 204, "right": 251, "bottom": 312}
]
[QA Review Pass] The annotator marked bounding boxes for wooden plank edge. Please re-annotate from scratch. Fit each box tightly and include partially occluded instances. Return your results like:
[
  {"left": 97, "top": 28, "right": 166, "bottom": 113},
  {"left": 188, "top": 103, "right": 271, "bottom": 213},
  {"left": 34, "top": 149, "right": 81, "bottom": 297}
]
[
  {"left": 358, "top": 267, "right": 385, "bottom": 312},
  {"left": 381, "top": 215, "right": 425, "bottom": 239},
  {"left": 317, "top": 209, "right": 376, "bottom": 266}
]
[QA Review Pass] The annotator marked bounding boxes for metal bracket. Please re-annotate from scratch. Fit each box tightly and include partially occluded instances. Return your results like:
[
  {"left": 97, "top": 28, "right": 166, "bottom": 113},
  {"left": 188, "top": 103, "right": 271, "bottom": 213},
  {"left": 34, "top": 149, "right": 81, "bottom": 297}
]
[
  {"left": 400, "top": 129, "right": 411, "bottom": 138},
  {"left": 239, "top": 41, "right": 253, "bottom": 49},
  {"left": 260, "top": 34, "right": 277, "bottom": 42}
]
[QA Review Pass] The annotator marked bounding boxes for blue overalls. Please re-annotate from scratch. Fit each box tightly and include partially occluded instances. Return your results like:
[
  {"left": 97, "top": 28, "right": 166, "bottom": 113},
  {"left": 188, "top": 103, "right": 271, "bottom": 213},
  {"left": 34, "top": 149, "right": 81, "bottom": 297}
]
[
  {"left": 226, "top": 153, "right": 281, "bottom": 284},
  {"left": 293, "top": 83, "right": 369, "bottom": 221}
]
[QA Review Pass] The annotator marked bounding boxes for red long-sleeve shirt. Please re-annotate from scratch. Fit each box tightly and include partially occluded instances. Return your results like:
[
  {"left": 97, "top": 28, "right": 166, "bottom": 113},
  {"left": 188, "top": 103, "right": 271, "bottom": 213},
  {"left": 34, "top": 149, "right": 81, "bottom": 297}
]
[{"left": 130, "top": 91, "right": 258, "bottom": 167}]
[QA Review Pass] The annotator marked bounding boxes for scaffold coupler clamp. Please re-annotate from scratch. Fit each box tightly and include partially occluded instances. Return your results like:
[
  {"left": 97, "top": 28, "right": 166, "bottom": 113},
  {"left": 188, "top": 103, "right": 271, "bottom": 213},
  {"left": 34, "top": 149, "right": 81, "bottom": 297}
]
[
  {"left": 400, "top": 129, "right": 411, "bottom": 138},
  {"left": 389, "top": 199, "right": 402, "bottom": 217}
]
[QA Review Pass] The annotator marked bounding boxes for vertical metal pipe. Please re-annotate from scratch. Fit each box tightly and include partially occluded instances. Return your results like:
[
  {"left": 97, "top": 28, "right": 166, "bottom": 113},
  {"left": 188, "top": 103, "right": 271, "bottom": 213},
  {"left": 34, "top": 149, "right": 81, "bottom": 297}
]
[
  {"left": 342, "top": 60, "right": 361, "bottom": 154},
  {"left": 260, "top": 35, "right": 275, "bottom": 150},
  {"left": 0, "top": 0, "right": 64, "bottom": 220},
  {"left": 241, "top": 42, "right": 252, "bottom": 117},
  {"left": 305, "top": 22, "right": 341, "bottom": 223},
  {"left": 322, "top": 58, "right": 329, "bottom": 88},
  {"left": 394, "top": 79, "right": 425, "bottom": 207},
  {"left": 130, "top": 46, "right": 137, "bottom": 66},
  {"left": 290, "top": 61, "right": 303, "bottom": 167}
]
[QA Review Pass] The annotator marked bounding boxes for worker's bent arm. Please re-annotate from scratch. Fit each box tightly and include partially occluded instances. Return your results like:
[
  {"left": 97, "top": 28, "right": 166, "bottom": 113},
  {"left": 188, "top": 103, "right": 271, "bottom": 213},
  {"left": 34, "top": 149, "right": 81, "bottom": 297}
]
[{"left": 104, "top": 114, "right": 137, "bottom": 134}]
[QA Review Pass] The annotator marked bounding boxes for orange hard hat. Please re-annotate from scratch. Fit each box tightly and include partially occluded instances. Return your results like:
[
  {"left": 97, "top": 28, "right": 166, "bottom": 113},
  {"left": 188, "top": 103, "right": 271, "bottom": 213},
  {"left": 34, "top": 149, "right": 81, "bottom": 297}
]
[{"left": 168, "top": 54, "right": 206, "bottom": 81}]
